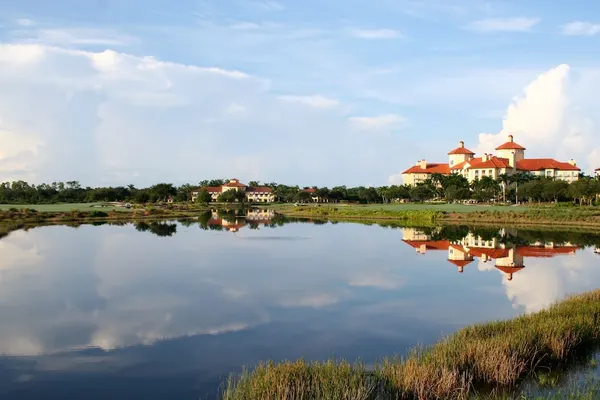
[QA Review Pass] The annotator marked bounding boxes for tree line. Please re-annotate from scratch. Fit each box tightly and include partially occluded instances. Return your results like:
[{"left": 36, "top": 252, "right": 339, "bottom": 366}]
[{"left": 0, "top": 174, "right": 599, "bottom": 205}]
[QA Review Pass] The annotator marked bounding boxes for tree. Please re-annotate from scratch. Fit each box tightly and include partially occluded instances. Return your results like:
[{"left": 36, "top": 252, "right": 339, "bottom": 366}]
[
  {"left": 149, "top": 183, "right": 177, "bottom": 202},
  {"left": 445, "top": 185, "right": 470, "bottom": 202},
  {"left": 195, "top": 188, "right": 212, "bottom": 205},
  {"left": 330, "top": 186, "right": 348, "bottom": 202},
  {"left": 176, "top": 184, "right": 195, "bottom": 202},
  {"left": 358, "top": 187, "right": 380, "bottom": 203},
  {"left": 519, "top": 180, "right": 544, "bottom": 203},
  {"left": 510, "top": 172, "right": 532, "bottom": 204},
  {"left": 410, "top": 184, "right": 435, "bottom": 202},
  {"left": 497, "top": 173, "right": 511, "bottom": 203},
  {"left": 315, "top": 187, "right": 331, "bottom": 202},
  {"left": 471, "top": 176, "right": 500, "bottom": 203},
  {"left": 217, "top": 189, "right": 245, "bottom": 203},
  {"left": 569, "top": 178, "right": 600, "bottom": 206},
  {"left": 377, "top": 186, "right": 391, "bottom": 203},
  {"left": 542, "top": 179, "right": 568, "bottom": 203},
  {"left": 297, "top": 191, "right": 313, "bottom": 203},
  {"left": 387, "top": 185, "right": 410, "bottom": 202},
  {"left": 248, "top": 181, "right": 260, "bottom": 187}
]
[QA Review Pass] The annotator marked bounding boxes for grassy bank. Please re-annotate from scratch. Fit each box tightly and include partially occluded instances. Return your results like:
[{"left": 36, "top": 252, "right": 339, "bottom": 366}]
[
  {"left": 0, "top": 206, "right": 211, "bottom": 239},
  {"left": 276, "top": 204, "right": 600, "bottom": 229},
  {"left": 0, "top": 202, "right": 132, "bottom": 212},
  {"left": 223, "top": 290, "right": 600, "bottom": 400}
]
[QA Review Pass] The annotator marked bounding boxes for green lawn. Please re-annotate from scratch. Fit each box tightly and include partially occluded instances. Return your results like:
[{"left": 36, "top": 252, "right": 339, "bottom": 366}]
[
  {"left": 0, "top": 203, "right": 132, "bottom": 212},
  {"left": 274, "top": 203, "right": 530, "bottom": 213}
]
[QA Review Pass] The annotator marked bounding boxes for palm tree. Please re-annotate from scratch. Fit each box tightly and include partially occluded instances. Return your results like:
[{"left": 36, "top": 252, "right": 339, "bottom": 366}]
[
  {"left": 497, "top": 173, "right": 510, "bottom": 203},
  {"left": 509, "top": 172, "right": 531, "bottom": 205}
]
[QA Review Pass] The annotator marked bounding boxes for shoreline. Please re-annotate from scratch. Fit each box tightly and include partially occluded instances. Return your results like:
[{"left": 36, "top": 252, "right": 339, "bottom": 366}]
[
  {"left": 276, "top": 204, "right": 600, "bottom": 230},
  {"left": 222, "top": 290, "right": 600, "bottom": 400},
  {"left": 3, "top": 203, "right": 600, "bottom": 234}
]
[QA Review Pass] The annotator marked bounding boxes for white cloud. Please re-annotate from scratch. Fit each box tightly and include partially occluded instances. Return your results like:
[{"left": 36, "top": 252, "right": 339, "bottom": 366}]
[
  {"left": 281, "top": 294, "right": 339, "bottom": 308},
  {"left": 278, "top": 94, "right": 340, "bottom": 109},
  {"left": 351, "top": 28, "right": 401, "bottom": 39},
  {"left": 230, "top": 21, "right": 281, "bottom": 30},
  {"left": 16, "top": 18, "right": 36, "bottom": 27},
  {"left": 466, "top": 17, "right": 540, "bottom": 32},
  {"left": 224, "top": 102, "right": 248, "bottom": 117},
  {"left": 0, "top": 44, "right": 398, "bottom": 186},
  {"left": 502, "top": 250, "right": 600, "bottom": 313},
  {"left": 387, "top": 172, "right": 404, "bottom": 185},
  {"left": 0, "top": 220, "right": 408, "bottom": 356},
  {"left": 245, "top": 0, "right": 284, "bottom": 11},
  {"left": 475, "top": 64, "right": 600, "bottom": 173},
  {"left": 348, "top": 272, "right": 404, "bottom": 290},
  {"left": 561, "top": 21, "right": 600, "bottom": 36},
  {"left": 11, "top": 28, "right": 139, "bottom": 46},
  {"left": 349, "top": 114, "right": 406, "bottom": 132}
]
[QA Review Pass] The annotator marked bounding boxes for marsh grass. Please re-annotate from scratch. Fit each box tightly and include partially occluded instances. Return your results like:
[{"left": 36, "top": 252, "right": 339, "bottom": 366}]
[
  {"left": 288, "top": 206, "right": 442, "bottom": 224},
  {"left": 278, "top": 204, "right": 600, "bottom": 229},
  {"left": 222, "top": 290, "right": 600, "bottom": 400}
]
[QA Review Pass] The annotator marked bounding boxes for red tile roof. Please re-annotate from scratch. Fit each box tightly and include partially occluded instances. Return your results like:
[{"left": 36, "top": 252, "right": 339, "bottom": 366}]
[
  {"left": 402, "top": 240, "right": 451, "bottom": 250},
  {"left": 448, "top": 146, "right": 475, "bottom": 155},
  {"left": 302, "top": 188, "right": 317, "bottom": 193},
  {"left": 471, "top": 156, "right": 511, "bottom": 169},
  {"left": 496, "top": 142, "right": 526, "bottom": 150},
  {"left": 516, "top": 159, "right": 580, "bottom": 172},
  {"left": 516, "top": 246, "right": 579, "bottom": 257},
  {"left": 495, "top": 265, "right": 524, "bottom": 275},
  {"left": 223, "top": 181, "right": 247, "bottom": 188},
  {"left": 496, "top": 136, "right": 526, "bottom": 151},
  {"left": 247, "top": 187, "right": 273, "bottom": 193},
  {"left": 402, "top": 163, "right": 451, "bottom": 175},
  {"left": 468, "top": 248, "right": 510, "bottom": 259},
  {"left": 452, "top": 157, "right": 510, "bottom": 170},
  {"left": 205, "top": 186, "right": 223, "bottom": 193},
  {"left": 448, "top": 259, "right": 473, "bottom": 267}
]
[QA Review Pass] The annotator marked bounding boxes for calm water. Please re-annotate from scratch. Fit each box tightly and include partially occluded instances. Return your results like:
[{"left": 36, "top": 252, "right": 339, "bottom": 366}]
[{"left": 1, "top": 211, "right": 600, "bottom": 399}]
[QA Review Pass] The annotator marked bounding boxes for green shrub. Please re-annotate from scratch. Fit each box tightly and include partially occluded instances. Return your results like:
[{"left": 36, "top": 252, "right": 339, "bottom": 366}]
[{"left": 90, "top": 211, "right": 109, "bottom": 218}]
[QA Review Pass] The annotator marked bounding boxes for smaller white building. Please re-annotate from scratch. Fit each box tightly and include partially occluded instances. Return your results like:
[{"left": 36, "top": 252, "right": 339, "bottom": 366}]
[{"left": 192, "top": 179, "right": 276, "bottom": 203}]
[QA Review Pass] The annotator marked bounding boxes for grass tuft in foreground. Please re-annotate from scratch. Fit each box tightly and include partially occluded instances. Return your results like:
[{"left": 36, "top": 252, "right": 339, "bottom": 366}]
[{"left": 222, "top": 290, "right": 600, "bottom": 400}]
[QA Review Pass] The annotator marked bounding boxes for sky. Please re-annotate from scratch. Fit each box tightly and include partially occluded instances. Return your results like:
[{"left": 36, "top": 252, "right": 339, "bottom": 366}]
[{"left": 0, "top": 0, "right": 599, "bottom": 187}]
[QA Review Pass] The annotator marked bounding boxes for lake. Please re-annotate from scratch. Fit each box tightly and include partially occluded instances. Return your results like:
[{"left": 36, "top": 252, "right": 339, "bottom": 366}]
[{"left": 1, "top": 211, "right": 600, "bottom": 399}]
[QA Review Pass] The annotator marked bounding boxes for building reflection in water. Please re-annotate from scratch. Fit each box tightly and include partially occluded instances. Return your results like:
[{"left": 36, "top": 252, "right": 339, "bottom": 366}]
[
  {"left": 402, "top": 228, "right": 581, "bottom": 281},
  {"left": 207, "top": 209, "right": 276, "bottom": 232}
]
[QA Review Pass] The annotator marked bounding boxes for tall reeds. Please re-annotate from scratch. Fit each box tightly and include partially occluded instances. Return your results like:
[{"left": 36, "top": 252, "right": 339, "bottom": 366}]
[{"left": 223, "top": 290, "right": 600, "bottom": 400}]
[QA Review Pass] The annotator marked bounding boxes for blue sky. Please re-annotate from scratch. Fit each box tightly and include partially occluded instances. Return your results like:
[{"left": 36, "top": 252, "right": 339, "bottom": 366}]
[{"left": 0, "top": 0, "right": 599, "bottom": 186}]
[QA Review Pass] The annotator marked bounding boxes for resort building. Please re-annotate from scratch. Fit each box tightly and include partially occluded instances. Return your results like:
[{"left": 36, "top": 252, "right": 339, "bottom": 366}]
[
  {"left": 206, "top": 210, "right": 274, "bottom": 232},
  {"left": 300, "top": 187, "right": 329, "bottom": 203},
  {"left": 191, "top": 179, "right": 276, "bottom": 203},
  {"left": 402, "top": 135, "right": 581, "bottom": 185},
  {"left": 402, "top": 228, "right": 579, "bottom": 280},
  {"left": 596, "top": 168, "right": 600, "bottom": 178}
]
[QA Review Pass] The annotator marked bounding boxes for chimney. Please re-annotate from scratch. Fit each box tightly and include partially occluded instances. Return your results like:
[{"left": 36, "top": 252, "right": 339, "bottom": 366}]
[
  {"left": 482, "top": 153, "right": 489, "bottom": 162},
  {"left": 569, "top": 159, "right": 577, "bottom": 166},
  {"left": 459, "top": 140, "right": 465, "bottom": 148},
  {"left": 419, "top": 159, "right": 427, "bottom": 169},
  {"left": 508, "top": 134, "right": 514, "bottom": 142}
]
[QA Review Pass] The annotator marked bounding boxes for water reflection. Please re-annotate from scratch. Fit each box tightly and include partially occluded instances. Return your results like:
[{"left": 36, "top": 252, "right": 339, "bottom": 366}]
[
  {"left": 402, "top": 227, "right": 581, "bottom": 279},
  {"left": 0, "top": 218, "right": 599, "bottom": 399}
]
